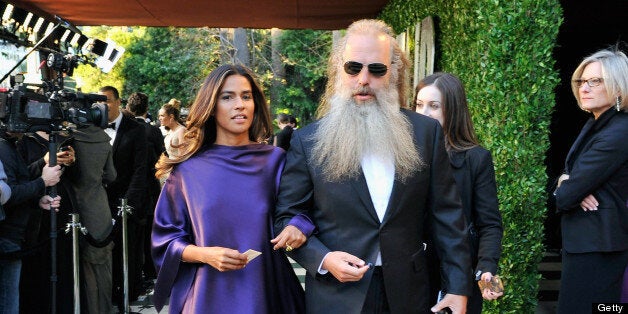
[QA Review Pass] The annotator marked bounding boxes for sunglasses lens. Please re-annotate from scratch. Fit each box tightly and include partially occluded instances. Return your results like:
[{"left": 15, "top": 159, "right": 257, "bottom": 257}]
[
  {"left": 368, "top": 63, "right": 388, "bottom": 76},
  {"left": 344, "top": 61, "right": 363, "bottom": 75}
]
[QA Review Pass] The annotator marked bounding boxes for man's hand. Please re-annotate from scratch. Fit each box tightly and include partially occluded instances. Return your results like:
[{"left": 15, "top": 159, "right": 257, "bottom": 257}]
[
  {"left": 39, "top": 195, "right": 61, "bottom": 211},
  {"left": 321, "top": 251, "right": 370, "bottom": 282},
  {"left": 41, "top": 165, "right": 62, "bottom": 187},
  {"left": 431, "top": 293, "right": 467, "bottom": 314},
  {"left": 270, "top": 225, "right": 307, "bottom": 251}
]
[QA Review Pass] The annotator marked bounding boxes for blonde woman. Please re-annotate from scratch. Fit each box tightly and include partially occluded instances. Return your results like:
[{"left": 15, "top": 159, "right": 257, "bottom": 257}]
[
  {"left": 554, "top": 48, "right": 628, "bottom": 313},
  {"left": 158, "top": 98, "right": 186, "bottom": 158}
]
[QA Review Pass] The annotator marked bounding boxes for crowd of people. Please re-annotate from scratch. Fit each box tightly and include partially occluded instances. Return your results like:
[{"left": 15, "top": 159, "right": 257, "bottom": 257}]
[{"left": 0, "top": 18, "right": 627, "bottom": 314}]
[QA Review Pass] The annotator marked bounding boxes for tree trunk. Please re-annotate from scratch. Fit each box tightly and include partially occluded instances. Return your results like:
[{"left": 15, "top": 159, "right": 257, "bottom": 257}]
[
  {"left": 270, "top": 28, "right": 284, "bottom": 112},
  {"left": 233, "top": 28, "right": 250, "bottom": 66}
]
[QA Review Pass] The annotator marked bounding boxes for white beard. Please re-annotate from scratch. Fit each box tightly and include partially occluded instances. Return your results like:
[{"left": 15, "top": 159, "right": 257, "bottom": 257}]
[{"left": 311, "top": 85, "right": 423, "bottom": 182}]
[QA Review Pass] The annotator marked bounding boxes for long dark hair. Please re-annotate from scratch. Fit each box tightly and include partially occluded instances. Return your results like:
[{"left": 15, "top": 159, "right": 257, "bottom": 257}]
[
  {"left": 414, "top": 72, "right": 478, "bottom": 151},
  {"left": 155, "top": 64, "right": 272, "bottom": 178}
]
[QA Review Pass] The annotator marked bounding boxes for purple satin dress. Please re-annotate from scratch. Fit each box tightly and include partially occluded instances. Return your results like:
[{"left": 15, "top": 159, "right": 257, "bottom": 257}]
[{"left": 151, "top": 144, "right": 305, "bottom": 313}]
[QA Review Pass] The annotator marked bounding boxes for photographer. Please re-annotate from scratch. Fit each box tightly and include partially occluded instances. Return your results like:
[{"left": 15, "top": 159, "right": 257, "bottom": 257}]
[
  {"left": 15, "top": 129, "right": 76, "bottom": 313},
  {"left": 0, "top": 131, "right": 62, "bottom": 314}
]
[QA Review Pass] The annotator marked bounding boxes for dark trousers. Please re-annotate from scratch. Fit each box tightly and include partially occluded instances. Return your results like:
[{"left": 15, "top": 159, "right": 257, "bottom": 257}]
[
  {"left": 558, "top": 249, "right": 628, "bottom": 314},
  {"left": 361, "top": 267, "right": 390, "bottom": 314}
]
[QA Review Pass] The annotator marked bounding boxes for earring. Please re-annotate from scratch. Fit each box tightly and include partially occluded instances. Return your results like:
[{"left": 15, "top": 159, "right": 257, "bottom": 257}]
[{"left": 616, "top": 96, "right": 622, "bottom": 111}]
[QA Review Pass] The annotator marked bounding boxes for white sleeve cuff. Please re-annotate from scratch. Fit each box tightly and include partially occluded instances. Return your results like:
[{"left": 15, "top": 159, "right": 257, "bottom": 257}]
[{"left": 317, "top": 252, "right": 332, "bottom": 274}]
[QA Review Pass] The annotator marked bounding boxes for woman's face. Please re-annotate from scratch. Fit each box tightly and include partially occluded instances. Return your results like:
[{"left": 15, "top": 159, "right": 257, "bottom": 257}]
[
  {"left": 415, "top": 85, "right": 444, "bottom": 126},
  {"left": 214, "top": 74, "right": 255, "bottom": 145},
  {"left": 158, "top": 109, "right": 172, "bottom": 128},
  {"left": 578, "top": 61, "right": 612, "bottom": 118}
]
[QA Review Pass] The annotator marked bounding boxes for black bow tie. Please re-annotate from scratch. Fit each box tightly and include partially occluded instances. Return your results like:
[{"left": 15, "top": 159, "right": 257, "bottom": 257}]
[{"left": 108, "top": 123, "right": 116, "bottom": 130}]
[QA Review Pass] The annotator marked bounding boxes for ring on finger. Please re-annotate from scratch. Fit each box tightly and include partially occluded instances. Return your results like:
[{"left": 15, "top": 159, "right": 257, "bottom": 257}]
[{"left": 285, "top": 245, "right": 293, "bottom": 252}]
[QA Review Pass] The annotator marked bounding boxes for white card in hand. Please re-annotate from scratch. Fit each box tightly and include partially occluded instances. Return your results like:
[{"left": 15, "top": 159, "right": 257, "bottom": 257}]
[{"left": 244, "top": 249, "right": 261, "bottom": 262}]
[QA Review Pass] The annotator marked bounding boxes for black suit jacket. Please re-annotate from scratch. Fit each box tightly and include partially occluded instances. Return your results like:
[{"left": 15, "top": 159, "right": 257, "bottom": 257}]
[
  {"left": 106, "top": 115, "right": 148, "bottom": 219},
  {"left": 135, "top": 117, "right": 165, "bottom": 210},
  {"left": 555, "top": 109, "right": 628, "bottom": 253},
  {"left": 275, "top": 109, "right": 472, "bottom": 313},
  {"left": 274, "top": 125, "right": 294, "bottom": 151},
  {"left": 449, "top": 146, "right": 502, "bottom": 276}
]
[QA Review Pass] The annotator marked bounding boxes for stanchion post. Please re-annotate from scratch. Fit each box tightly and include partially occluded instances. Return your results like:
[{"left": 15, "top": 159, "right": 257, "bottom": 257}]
[
  {"left": 65, "top": 213, "right": 87, "bottom": 314},
  {"left": 117, "top": 198, "right": 133, "bottom": 314}
]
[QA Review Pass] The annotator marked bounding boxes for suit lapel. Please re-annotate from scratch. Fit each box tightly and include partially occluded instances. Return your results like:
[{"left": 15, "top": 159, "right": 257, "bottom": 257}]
[
  {"left": 350, "top": 172, "right": 380, "bottom": 224},
  {"left": 112, "top": 117, "right": 127, "bottom": 154},
  {"left": 381, "top": 179, "right": 405, "bottom": 225}
]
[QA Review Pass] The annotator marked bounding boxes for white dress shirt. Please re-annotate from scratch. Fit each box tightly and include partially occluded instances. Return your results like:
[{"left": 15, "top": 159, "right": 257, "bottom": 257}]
[
  {"left": 318, "top": 153, "right": 394, "bottom": 272},
  {"left": 104, "top": 113, "right": 123, "bottom": 146}
]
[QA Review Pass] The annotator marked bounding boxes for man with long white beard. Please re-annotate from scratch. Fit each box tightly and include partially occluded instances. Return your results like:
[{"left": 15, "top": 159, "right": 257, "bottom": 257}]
[{"left": 273, "top": 19, "right": 472, "bottom": 313}]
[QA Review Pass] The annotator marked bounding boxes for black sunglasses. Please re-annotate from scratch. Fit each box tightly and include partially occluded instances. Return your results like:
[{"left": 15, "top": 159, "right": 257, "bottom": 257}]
[{"left": 343, "top": 61, "right": 388, "bottom": 77}]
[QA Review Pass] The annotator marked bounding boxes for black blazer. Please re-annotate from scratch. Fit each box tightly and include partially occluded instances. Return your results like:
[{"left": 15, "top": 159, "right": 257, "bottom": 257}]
[
  {"left": 106, "top": 115, "right": 148, "bottom": 219},
  {"left": 135, "top": 117, "right": 164, "bottom": 210},
  {"left": 449, "top": 147, "right": 502, "bottom": 276},
  {"left": 274, "top": 125, "right": 294, "bottom": 151},
  {"left": 275, "top": 109, "right": 472, "bottom": 313},
  {"left": 555, "top": 109, "right": 628, "bottom": 253}
]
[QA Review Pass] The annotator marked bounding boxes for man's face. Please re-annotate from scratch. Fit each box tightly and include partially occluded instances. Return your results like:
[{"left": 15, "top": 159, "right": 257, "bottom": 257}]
[
  {"left": 341, "top": 33, "right": 391, "bottom": 104},
  {"left": 98, "top": 90, "right": 121, "bottom": 122}
]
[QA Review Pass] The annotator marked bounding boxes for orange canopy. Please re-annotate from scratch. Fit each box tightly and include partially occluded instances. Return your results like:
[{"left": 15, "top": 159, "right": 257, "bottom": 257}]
[{"left": 6, "top": 0, "right": 390, "bottom": 30}]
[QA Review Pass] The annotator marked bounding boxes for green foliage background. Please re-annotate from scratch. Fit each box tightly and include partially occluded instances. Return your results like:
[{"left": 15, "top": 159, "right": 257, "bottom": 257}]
[
  {"left": 122, "top": 27, "right": 221, "bottom": 110},
  {"left": 73, "top": 27, "right": 330, "bottom": 122},
  {"left": 276, "top": 30, "right": 331, "bottom": 124},
  {"left": 74, "top": 27, "right": 222, "bottom": 116},
  {"left": 381, "top": 1, "right": 562, "bottom": 312}
]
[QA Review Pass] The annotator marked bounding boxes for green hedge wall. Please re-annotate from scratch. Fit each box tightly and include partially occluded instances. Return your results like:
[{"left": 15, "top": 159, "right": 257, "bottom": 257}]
[{"left": 380, "top": 1, "right": 562, "bottom": 313}]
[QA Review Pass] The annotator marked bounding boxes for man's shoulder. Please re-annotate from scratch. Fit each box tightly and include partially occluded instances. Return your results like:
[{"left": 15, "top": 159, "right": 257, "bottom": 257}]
[
  {"left": 121, "top": 114, "right": 142, "bottom": 128},
  {"left": 402, "top": 107, "right": 433, "bottom": 121},
  {"left": 121, "top": 115, "right": 146, "bottom": 135},
  {"left": 401, "top": 108, "right": 440, "bottom": 130}
]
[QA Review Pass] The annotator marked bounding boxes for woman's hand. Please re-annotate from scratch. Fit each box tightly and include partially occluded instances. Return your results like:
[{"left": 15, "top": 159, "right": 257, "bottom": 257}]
[
  {"left": 270, "top": 225, "right": 307, "bottom": 251},
  {"left": 182, "top": 245, "right": 248, "bottom": 272},
  {"left": 580, "top": 194, "right": 599, "bottom": 211},
  {"left": 557, "top": 174, "right": 569, "bottom": 187},
  {"left": 480, "top": 272, "right": 504, "bottom": 300}
]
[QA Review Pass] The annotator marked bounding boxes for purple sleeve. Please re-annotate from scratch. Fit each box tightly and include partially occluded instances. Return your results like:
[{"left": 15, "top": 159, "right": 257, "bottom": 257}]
[
  {"left": 150, "top": 173, "right": 195, "bottom": 312},
  {"left": 273, "top": 150, "right": 315, "bottom": 237},
  {"left": 287, "top": 214, "right": 315, "bottom": 237}
]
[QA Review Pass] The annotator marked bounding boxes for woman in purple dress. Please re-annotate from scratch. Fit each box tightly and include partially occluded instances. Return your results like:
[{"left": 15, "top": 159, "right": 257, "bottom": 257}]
[{"left": 151, "top": 64, "right": 312, "bottom": 313}]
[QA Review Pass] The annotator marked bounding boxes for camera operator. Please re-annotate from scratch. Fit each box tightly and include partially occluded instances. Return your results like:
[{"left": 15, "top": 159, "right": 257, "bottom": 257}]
[
  {"left": 0, "top": 131, "right": 62, "bottom": 314},
  {"left": 15, "top": 129, "right": 76, "bottom": 313}
]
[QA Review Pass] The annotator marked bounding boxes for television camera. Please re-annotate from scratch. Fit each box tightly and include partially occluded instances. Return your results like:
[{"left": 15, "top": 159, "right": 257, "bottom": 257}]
[{"left": 0, "top": 52, "right": 108, "bottom": 133}]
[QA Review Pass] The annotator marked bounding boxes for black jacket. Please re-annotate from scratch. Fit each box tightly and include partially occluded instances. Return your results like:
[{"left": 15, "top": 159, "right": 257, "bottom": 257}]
[
  {"left": 15, "top": 132, "right": 75, "bottom": 246},
  {"left": 274, "top": 110, "right": 472, "bottom": 313},
  {"left": 555, "top": 109, "right": 628, "bottom": 253},
  {"left": 134, "top": 116, "right": 164, "bottom": 212},
  {"left": 449, "top": 146, "right": 503, "bottom": 276},
  {"left": 274, "top": 125, "right": 294, "bottom": 151},
  {"left": 106, "top": 115, "right": 148, "bottom": 219},
  {"left": 0, "top": 137, "right": 46, "bottom": 246}
]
